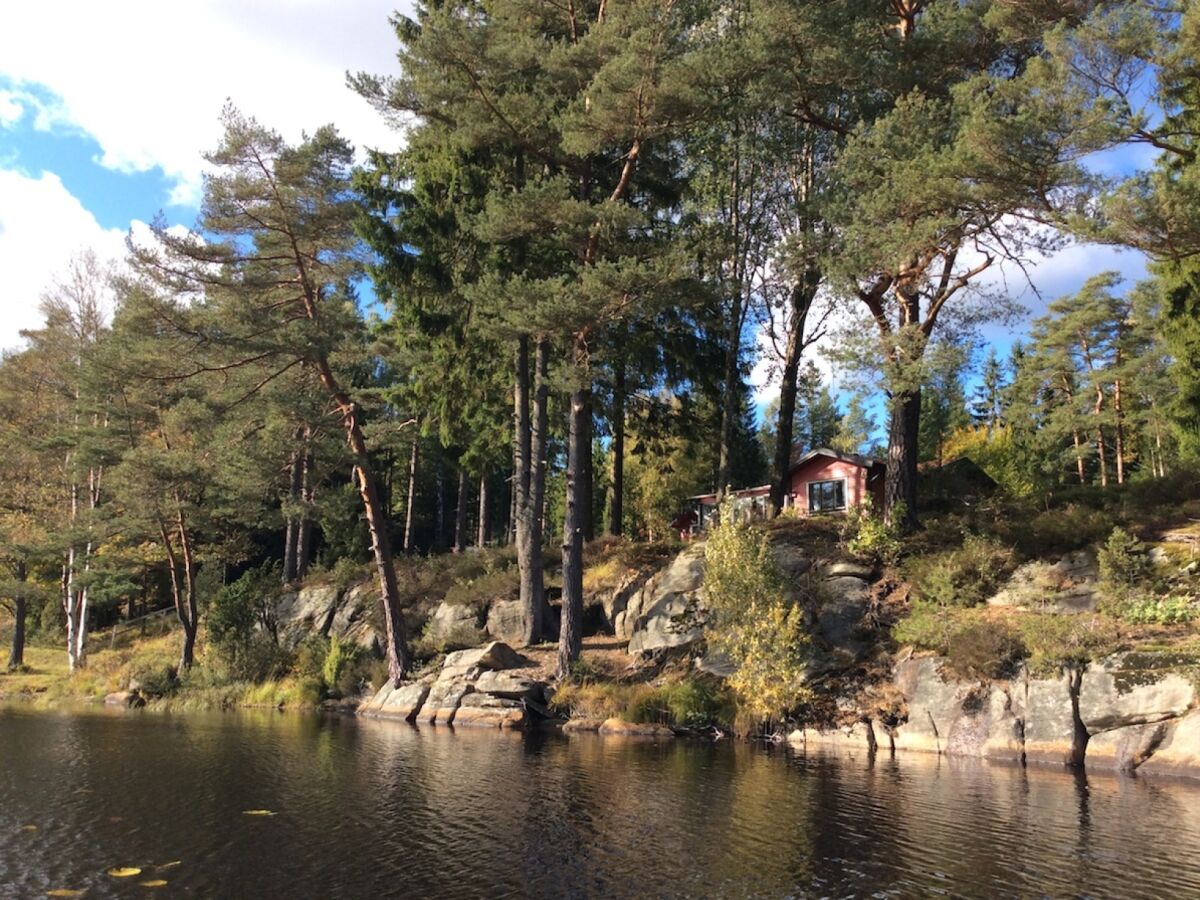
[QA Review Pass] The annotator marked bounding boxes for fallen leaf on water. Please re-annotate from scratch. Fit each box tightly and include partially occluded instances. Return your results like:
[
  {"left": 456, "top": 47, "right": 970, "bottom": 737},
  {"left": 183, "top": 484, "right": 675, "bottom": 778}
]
[
  {"left": 242, "top": 809, "right": 276, "bottom": 816},
  {"left": 107, "top": 867, "right": 142, "bottom": 878},
  {"left": 21, "top": 824, "right": 38, "bottom": 831},
  {"left": 139, "top": 880, "right": 168, "bottom": 888},
  {"left": 155, "top": 860, "right": 182, "bottom": 870},
  {"left": 45, "top": 890, "right": 83, "bottom": 897},
  {"left": 108, "top": 816, "right": 124, "bottom": 824}
]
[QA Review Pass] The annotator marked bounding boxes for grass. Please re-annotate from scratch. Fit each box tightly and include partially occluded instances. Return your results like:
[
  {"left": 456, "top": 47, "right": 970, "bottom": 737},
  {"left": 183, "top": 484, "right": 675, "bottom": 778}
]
[{"left": 549, "top": 673, "right": 737, "bottom": 730}]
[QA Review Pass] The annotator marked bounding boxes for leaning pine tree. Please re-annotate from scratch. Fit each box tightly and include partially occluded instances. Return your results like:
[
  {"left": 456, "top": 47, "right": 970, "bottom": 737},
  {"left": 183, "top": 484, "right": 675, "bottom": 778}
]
[{"left": 131, "top": 108, "right": 413, "bottom": 683}]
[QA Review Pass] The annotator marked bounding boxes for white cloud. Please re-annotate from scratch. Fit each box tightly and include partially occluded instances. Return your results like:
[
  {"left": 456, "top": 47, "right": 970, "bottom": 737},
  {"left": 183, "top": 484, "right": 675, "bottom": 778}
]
[
  {"left": 0, "top": 0, "right": 409, "bottom": 205},
  {"left": 0, "top": 169, "right": 127, "bottom": 351}
]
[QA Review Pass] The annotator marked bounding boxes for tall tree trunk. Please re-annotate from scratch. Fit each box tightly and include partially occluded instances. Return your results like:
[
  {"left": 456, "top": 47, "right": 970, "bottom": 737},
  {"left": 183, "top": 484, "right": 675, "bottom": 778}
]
[
  {"left": 435, "top": 461, "right": 446, "bottom": 550},
  {"left": 514, "top": 336, "right": 540, "bottom": 644},
  {"left": 477, "top": 474, "right": 490, "bottom": 547},
  {"left": 884, "top": 389, "right": 921, "bottom": 530},
  {"left": 608, "top": 360, "right": 626, "bottom": 536},
  {"left": 453, "top": 466, "right": 469, "bottom": 553},
  {"left": 1096, "top": 424, "right": 1109, "bottom": 488},
  {"left": 716, "top": 297, "right": 744, "bottom": 498},
  {"left": 557, "top": 352, "right": 588, "bottom": 679},
  {"left": 296, "top": 458, "right": 313, "bottom": 580},
  {"left": 529, "top": 339, "right": 550, "bottom": 636},
  {"left": 176, "top": 505, "right": 199, "bottom": 671},
  {"left": 403, "top": 436, "right": 419, "bottom": 554},
  {"left": 581, "top": 386, "right": 594, "bottom": 542},
  {"left": 283, "top": 434, "right": 305, "bottom": 583},
  {"left": 7, "top": 561, "right": 26, "bottom": 670},
  {"left": 770, "top": 277, "right": 818, "bottom": 515},
  {"left": 1072, "top": 429, "right": 1087, "bottom": 484}
]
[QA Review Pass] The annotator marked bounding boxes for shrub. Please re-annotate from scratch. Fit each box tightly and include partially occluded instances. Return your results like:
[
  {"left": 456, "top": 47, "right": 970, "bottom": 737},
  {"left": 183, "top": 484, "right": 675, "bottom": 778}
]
[
  {"left": 549, "top": 678, "right": 737, "bottom": 729},
  {"left": 944, "top": 621, "right": 1026, "bottom": 679},
  {"left": 891, "top": 600, "right": 967, "bottom": 654},
  {"left": 1098, "top": 527, "right": 1153, "bottom": 593},
  {"left": 705, "top": 505, "right": 811, "bottom": 723},
  {"left": 1019, "top": 505, "right": 1113, "bottom": 555},
  {"left": 909, "top": 534, "right": 1017, "bottom": 608},
  {"left": 843, "top": 498, "right": 903, "bottom": 566},
  {"left": 209, "top": 563, "right": 279, "bottom": 648},
  {"left": 1011, "top": 613, "right": 1122, "bottom": 676},
  {"left": 1107, "top": 595, "right": 1198, "bottom": 626}
]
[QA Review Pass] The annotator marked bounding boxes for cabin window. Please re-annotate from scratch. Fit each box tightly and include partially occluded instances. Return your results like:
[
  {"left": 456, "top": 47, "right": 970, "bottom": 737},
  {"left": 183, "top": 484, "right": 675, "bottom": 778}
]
[{"left": 808, "top": 479, "right": 846, "bottom": 512}]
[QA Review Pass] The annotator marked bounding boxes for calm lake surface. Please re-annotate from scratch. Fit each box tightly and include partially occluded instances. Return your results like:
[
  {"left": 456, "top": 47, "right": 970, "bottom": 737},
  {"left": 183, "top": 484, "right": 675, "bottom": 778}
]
[{"left": 2, "top": 707, "right": 1199, "bottom": 898}]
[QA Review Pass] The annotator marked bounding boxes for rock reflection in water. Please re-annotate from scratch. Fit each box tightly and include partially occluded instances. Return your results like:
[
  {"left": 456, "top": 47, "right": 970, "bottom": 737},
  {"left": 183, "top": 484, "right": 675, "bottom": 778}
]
[{"left": 1, "top": 706, "right": 1198, "bottom": 898}]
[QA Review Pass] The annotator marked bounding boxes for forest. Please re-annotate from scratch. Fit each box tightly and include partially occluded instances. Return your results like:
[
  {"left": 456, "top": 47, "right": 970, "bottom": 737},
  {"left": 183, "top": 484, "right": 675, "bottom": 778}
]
[{"left": 2, "top": 0, "right": 1200, "bottom": 700}]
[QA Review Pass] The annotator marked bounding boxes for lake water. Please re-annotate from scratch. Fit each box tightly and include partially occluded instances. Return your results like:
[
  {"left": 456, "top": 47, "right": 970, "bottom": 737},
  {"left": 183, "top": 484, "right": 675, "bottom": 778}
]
[{"left": 2, "top": 706, "right": 1198, "bottom": 898}]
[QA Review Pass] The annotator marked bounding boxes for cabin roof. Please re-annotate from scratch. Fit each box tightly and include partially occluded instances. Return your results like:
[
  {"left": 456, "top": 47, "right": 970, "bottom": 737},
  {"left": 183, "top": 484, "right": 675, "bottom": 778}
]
[{"left": 789, "top": 447, "right": 885, "bottom": 471}]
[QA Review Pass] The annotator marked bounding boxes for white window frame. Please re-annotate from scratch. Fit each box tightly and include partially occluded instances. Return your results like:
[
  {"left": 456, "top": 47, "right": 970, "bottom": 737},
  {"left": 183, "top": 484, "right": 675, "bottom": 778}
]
[{"left": 806, "top": 477, "right": 849, "bottom": 513}]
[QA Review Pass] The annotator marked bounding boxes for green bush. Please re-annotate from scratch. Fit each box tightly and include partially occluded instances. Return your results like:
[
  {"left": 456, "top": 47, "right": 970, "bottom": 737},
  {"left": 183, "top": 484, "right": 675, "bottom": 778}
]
[
  {"left": 1011, "top": 613, "right": 1122, "bottom": 676},
  {"left": 1098, "top": 527, "right": 1153, "bottom": 592},
  {"left": 944, "top": 621, "right": 1026, "bottom": 679},
  {"left": 891, "top": 600, "right": 967, "bottom": 654},
  {"left": 704, "top": 505, "right": 811, "bottom": 723},
  {"left": 1107, "top": 595, "right": 1198, "bottom": 626},
  {"left": 208, "top": 563, "right": 290, "bottom": 682},
  {"left": 844, "top": 498, "right": 903, "bottom": 566},
  {"left": 1019, "top": 505, "right": 1114, "bottom": 555},
  {"left": 909, "top": 534, "right": 1017, "bottom": 608}
]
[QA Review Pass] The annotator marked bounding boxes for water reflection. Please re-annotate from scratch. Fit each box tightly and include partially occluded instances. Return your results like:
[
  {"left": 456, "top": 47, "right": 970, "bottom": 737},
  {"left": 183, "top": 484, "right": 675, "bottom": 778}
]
[{"left": 2, "top": 706, "right": 1198, "bottom": 898}]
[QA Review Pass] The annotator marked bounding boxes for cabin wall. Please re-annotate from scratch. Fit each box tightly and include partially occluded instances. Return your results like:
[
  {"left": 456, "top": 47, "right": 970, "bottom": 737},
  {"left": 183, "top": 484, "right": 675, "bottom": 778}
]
[{"left": 789, "top": 458, "right": 867, "bottom": 514}]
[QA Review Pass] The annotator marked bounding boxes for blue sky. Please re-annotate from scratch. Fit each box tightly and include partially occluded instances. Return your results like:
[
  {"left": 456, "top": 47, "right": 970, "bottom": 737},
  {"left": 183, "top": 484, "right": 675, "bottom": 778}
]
[{"left": 0, "top": 1, "right": 405, "bottom": 349}]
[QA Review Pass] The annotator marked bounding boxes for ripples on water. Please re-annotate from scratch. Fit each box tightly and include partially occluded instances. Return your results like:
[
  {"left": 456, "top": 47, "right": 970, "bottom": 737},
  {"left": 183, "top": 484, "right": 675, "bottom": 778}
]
[{"left": 1, "top": 706, "right": 1197, "bottom": 898}]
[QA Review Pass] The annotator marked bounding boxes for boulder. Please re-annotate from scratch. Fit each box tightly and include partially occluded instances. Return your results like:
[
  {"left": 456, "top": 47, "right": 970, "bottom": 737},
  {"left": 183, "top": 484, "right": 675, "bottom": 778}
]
[
  {"left": 824, "top": 560, "right": 873, "bottom": 579},
  {"left": 331, "top": 581, "right": 380, "bottom": 650},
  {"left": 484, "top": 599, "right": 526, "bottom": 645},
  {"left": 986, "top": 551, "right": 1099, "bottom": 614},
  {"left": 471, "top": 669, "right": 543, "bottom": 702},
  {"left": 772, "top": 544, "right": 812, "bottom": 581},
  {"left": 562, "top": 718, "right": 605, "bottom": 733},
  {"left": 1138, "top": 710, "right": 1200, "bottom": 777},
  {"left": 276, "top": 584, "right": 340, "bottom": 647},
  {"left": 597, "top": 570, "right": 656, "bottom": 641},
  {"left": 453, "top": 693, "right": 527, "bottom": 728},
  {"left": 1086, "top": 721, "right": 1170, "bottom": 772},
  {"left": 104, "top": 690, "right": 145, "bottom": 709},
  {"left": 421, "top": 681, "right": 475, "bottom": 725},
  {"left": 891, "top": 656, "right": 962, "bottom": 754},
  {"left": 597, "top": 718, "right": 675, "bottom": 737},
  {"left": 627, "top": 545, "right": 708, "bottom": 656},
  {"left": 441, "top": 641, "right": 527, "bottom": 678},
  {"left": 359, "top": 682, "right": 430, "bottom": 722},
  {"left": 788, "top": 721, "right": 876, "bottom": 753},
  {"left": 425, "top": 601, "right": 484, "bottom": 645},
  {"left": 1022, "top": 670, "right": 1086, "bottom": 766},
  {"left": 1079, "top": 653, "right": 1195, "bottom": 734},
  {"left": 814, "top": 577, "right": 870, "bottom": 648},
  {"left": 946, "top": 684, "right": 1025, "bottom": 762}
]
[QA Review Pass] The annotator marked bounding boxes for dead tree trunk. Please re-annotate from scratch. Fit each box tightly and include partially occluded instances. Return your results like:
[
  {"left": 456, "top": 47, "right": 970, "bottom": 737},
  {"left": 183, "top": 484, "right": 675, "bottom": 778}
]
[
  {"left": 312, "top": 356, "right": 411, "bottom": 684},
  {"left": 403, "top": 436, "right": 419, "bottom": 554}
]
